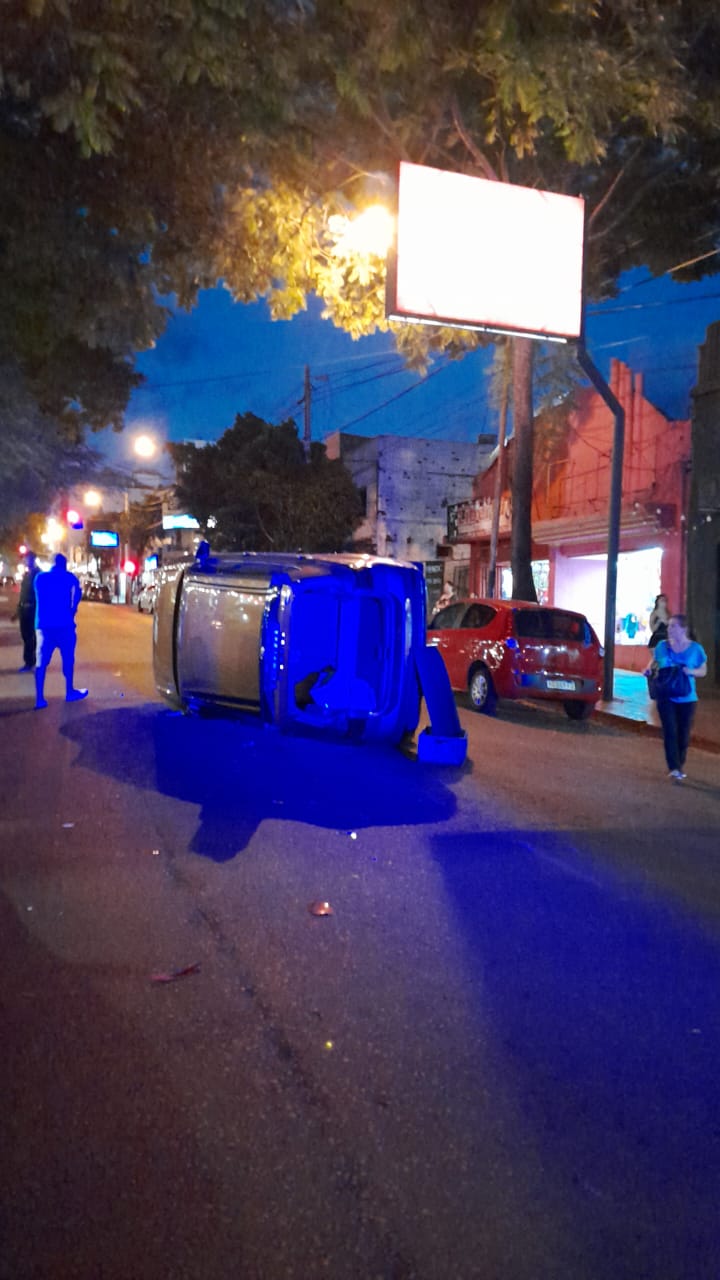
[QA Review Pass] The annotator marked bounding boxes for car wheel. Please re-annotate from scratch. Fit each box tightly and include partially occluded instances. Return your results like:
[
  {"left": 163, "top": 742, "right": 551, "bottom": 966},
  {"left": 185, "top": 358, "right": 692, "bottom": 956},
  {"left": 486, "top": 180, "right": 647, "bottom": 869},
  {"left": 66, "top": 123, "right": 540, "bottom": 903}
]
[
  {"left": 468, "top": 664, "right": 497, "bottom": 714},
  {"left": 564, "top": 700, "right": 595, "bottom": 721}
]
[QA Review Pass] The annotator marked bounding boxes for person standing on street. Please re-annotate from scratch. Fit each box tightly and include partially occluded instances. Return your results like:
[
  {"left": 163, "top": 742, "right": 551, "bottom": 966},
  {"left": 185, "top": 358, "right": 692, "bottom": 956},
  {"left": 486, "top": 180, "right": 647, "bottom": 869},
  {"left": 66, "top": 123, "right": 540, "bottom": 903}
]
[
  {"left": 644, "top": 614, "right": 707, "bottom": 780},
  {"left": 34, "top": 553, "right": 88, "bottom": 709},
  {"left": 648, "top": 592, "right": 670, "bottom": 649},
  {"left": 16, "top": 550, "right": 40, "bottom": 671}
]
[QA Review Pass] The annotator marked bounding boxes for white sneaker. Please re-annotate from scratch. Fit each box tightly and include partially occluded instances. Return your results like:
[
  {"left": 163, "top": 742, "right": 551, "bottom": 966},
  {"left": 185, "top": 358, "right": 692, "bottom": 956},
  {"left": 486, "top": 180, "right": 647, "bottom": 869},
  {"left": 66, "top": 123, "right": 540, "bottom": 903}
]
[{"left": 668, "top": 769, "right": 683, "bottom": 780}]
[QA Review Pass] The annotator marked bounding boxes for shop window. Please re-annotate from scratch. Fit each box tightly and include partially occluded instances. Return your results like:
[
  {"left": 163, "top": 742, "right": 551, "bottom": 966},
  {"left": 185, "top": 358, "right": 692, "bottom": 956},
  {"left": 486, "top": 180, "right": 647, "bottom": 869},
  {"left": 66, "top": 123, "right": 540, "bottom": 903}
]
[{"left": 532, "top": 559, "right": 549, "bottom": 604}]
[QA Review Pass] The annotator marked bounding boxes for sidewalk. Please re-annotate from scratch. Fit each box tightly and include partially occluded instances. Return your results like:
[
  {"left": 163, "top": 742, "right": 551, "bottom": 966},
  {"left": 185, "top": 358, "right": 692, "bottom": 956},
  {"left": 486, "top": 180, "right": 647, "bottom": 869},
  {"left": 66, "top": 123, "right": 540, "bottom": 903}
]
[{"left": 597, "top": 669, "right": 720, "bottom": 755}]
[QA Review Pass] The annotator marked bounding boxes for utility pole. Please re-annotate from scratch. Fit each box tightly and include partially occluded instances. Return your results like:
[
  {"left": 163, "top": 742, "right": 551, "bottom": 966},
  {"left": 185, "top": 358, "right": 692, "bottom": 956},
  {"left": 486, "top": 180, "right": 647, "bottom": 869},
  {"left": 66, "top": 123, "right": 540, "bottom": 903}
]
[
  {"left": 303, "top": 364, "right": 311, "bottom": 457},
  {"left": 576, "top": 345, "right": 625, "bottom": 702}
]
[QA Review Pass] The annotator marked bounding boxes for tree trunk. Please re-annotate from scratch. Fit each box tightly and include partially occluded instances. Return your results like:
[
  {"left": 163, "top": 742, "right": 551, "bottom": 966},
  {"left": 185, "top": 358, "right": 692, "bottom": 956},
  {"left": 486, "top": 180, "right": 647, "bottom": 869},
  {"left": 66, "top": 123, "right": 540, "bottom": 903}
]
[
  {"left": 510, "top": 336, "right": 537, "bottom": 602},
  {"left": 487, "top": 374, "right": 509, "bottom": 599}
]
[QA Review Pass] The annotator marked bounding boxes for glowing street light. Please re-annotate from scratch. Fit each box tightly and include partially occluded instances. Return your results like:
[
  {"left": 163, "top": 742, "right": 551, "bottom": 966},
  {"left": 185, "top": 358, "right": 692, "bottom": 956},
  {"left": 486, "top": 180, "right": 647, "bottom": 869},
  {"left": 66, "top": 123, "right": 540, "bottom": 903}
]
[
  {"left": 328, "top": 205, "right": 395, "bottom": 258},
  {"left": 84, "top": 489, "right": 102, "bottom": 508},
  {"left": 133, "top": 433, "right": 158, "bottom": 461},
  {"left": 43, "top": 517, "right": 64, "bottom": 550}
]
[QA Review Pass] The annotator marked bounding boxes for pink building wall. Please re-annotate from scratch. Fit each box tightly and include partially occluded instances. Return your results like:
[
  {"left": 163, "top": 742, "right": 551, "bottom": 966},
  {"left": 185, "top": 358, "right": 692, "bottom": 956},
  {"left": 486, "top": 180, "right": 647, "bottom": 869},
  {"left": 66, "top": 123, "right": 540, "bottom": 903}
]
[{"left": 465, "top": 361, "right": 691, "bottom": 664}]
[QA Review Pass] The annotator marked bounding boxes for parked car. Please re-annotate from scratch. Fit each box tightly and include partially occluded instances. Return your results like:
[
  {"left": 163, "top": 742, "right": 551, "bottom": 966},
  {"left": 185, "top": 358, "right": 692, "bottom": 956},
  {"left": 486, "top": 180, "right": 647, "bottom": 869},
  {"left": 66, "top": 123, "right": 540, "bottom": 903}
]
[
  {"left": 136, "top": 583, "right": 158, "bottom": 614},
  {"left": 153, "top": 549, "right": 467, "bottom": 759},
  {"left": 83, "top": 581, "right": 112, "bottom": 603},
  {"left": 427, "top": 597, "right": 602, "bottom": 719}
]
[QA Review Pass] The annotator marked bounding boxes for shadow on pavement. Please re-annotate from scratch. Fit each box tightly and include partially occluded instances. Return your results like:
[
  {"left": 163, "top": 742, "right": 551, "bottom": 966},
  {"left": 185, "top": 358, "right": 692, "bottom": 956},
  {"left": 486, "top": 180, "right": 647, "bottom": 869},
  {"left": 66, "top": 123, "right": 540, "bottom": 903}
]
[
  {"left": 61, "top": 706, "right": 458, "bottom": 861},
  {"left": 431, "top": 828, "right": 720, "bottom": 1279}
]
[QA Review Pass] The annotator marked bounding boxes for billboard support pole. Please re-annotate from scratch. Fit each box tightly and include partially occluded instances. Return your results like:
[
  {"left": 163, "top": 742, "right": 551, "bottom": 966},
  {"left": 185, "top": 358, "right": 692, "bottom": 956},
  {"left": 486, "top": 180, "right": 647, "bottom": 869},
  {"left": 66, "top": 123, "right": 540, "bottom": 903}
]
[{"left": 575, "top": 344, "right": 625, "bottom": 702}]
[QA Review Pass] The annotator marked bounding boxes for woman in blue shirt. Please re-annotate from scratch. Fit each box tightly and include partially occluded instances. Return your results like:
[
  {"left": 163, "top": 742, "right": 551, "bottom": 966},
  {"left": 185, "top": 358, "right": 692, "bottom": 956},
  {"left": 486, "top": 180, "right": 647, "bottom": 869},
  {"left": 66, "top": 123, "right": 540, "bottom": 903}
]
[{"left": 644, "top": 614, "right": 707, "bottom": 780}]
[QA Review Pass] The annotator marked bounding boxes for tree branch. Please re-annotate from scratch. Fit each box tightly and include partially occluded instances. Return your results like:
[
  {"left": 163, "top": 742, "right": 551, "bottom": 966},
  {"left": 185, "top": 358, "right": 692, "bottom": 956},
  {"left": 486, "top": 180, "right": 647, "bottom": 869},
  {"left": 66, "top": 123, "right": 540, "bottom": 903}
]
[
  {"left": 450, "top": 96, "right": 499, "bottom": 181},
  {"left": 587, "top": 147, "right": 642, "bottom": 229}
]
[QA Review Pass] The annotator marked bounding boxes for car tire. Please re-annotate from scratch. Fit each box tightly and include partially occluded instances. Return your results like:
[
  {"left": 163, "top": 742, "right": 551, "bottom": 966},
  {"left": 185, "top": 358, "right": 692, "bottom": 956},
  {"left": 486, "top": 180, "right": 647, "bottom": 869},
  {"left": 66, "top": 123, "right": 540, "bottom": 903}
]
[
  {"left": 564, "top": 700, "right": 595, "bottom": 721},
  {"left": 468, "top": 664, "right": 497, "bottom": 715}
]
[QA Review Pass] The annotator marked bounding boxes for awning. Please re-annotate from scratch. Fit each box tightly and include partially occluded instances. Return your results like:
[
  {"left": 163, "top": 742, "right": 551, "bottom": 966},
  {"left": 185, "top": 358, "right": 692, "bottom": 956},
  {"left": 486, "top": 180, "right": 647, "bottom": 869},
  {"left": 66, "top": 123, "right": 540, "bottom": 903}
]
[{"left": 533, "top": 507, "right": 672, "bottom": 547}]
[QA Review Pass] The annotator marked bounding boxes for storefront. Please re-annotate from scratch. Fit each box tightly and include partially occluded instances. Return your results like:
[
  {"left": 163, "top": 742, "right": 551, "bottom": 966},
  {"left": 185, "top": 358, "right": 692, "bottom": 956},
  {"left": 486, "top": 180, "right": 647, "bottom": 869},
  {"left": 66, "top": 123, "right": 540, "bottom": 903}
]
[{"left": 445, "top": 359, "right": 690, "bottom": 669}]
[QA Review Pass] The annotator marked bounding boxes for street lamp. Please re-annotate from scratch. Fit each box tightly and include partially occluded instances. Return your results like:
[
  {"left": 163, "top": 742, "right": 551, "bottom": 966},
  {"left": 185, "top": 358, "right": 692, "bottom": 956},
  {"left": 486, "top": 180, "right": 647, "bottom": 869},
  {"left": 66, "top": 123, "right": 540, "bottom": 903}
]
[
  {"left": 328, "top": 205, "right": 395, "bottom": 258},
  {"left": 132, "top": 433, "right": 158, "bottom": 462}
]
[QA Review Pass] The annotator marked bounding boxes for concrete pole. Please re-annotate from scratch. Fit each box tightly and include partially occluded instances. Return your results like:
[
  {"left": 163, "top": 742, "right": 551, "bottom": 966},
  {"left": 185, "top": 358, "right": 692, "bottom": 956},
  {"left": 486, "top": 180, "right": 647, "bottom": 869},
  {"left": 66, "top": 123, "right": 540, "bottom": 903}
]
[{"left": 576, "top": 345, "right": 625, "bottom": 701}]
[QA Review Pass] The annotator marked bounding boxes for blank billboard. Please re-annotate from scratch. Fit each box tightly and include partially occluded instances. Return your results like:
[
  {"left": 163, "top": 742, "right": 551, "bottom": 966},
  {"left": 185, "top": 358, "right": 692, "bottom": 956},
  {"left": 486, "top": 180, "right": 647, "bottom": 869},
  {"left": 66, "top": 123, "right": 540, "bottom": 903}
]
[{"left": 386, "top": 162, "right": 584, "bottom": 342}]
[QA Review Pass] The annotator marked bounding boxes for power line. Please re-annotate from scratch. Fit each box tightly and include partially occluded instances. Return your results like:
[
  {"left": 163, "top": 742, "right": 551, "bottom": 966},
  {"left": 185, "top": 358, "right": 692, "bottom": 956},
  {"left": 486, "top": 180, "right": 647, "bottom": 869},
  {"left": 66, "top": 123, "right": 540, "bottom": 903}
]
[
  {"left": 588, "top": 290, "right": 720, "bottom": 316},
  {"left": 336, "top": 361, "right": 454, "bottom": 431}
]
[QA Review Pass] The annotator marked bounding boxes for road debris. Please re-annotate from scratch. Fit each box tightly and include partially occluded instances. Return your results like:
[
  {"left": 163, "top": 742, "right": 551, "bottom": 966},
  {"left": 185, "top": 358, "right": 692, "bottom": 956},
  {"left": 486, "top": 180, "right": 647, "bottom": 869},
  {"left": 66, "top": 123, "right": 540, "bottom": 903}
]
[
  {"left": 150, "top": 963, "right": 201, "bottom": 984},
  {"left": 308, "top": 901, "right": 334, "bottom": 917}
]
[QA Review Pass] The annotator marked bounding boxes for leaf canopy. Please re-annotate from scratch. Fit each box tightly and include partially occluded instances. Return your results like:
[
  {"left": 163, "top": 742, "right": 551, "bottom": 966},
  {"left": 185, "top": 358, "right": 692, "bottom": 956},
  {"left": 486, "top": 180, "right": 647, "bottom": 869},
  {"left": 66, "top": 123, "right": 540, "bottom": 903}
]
[{"left": 169, "top": 413, "right": 363, "bottom": 551}]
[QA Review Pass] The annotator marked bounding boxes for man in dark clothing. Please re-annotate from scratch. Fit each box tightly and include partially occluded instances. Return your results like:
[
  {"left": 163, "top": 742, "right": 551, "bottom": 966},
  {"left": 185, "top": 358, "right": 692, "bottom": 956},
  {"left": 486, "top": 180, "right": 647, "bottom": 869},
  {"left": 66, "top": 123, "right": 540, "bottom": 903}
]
[
  {"left": 17, "top": 550, "right": 40, "bottom": 671},
  {"left": 34, "top": 553, "right": 88, "bottom": 709}
]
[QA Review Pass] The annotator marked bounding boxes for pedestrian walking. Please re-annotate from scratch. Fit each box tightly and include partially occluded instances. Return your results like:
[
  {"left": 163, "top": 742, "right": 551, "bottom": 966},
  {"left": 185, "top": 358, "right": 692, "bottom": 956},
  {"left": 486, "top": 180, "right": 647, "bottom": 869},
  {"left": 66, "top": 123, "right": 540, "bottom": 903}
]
[
  {"left": 15, "top": 550, "right": 41, "bottom": 671},
  {"left": 644, "top": 614, "right": 707, "bottom": 780},
  {"left": 647, "top": 592, "right": 670, "bottom": 649},
  {"left": 34, "top": 553, "right": 88, "bottom": 710}
]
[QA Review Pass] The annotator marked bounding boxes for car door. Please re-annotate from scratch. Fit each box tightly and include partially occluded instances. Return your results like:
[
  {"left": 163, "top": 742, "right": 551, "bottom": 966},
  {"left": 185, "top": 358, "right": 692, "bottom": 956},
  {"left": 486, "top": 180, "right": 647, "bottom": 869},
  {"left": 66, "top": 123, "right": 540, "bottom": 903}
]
[
  {"left": 456, "top": 602, "right": 499, "bottom": 686},
  {"left": 427, "top": 602, "right": 467, "bottom": 689}
]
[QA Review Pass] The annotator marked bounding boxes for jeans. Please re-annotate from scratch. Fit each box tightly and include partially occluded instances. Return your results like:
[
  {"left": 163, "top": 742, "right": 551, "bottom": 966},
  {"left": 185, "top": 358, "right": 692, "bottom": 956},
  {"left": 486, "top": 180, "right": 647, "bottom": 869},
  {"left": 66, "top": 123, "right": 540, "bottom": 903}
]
[{"left": 657, "top": 698, "right": 696, "bottom": 772}]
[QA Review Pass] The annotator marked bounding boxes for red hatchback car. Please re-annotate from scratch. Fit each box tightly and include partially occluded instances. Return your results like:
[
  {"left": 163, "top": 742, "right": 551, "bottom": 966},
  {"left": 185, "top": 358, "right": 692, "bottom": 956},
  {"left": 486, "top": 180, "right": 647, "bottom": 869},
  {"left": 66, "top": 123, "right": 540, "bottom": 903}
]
[{"left": 427, "top": 598, "right": 603, "bottom": 719}]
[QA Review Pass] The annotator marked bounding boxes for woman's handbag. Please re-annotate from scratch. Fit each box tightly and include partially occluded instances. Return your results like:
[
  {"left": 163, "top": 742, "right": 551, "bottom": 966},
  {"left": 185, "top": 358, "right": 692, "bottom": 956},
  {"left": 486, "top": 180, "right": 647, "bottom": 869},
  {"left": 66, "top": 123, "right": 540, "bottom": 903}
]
[{"left": 647, "top": 664, "right": 691, "bottom": 701}]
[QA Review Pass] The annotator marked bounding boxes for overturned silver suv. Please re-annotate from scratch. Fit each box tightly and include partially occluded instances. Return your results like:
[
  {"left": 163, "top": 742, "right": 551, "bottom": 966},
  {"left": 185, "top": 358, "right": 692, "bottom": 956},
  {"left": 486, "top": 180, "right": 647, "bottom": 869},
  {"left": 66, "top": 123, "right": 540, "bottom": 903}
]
[{"left": 153, "top": 547, "right": 466, "bottom": 762}]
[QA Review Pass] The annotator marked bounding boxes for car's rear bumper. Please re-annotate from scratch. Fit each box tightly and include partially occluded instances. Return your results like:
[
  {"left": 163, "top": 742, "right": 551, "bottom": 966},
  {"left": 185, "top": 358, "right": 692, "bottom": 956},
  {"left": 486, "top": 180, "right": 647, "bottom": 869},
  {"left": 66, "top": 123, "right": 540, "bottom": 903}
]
[{"left": 513, "top": 671, "right": 600, "bottom": 700}]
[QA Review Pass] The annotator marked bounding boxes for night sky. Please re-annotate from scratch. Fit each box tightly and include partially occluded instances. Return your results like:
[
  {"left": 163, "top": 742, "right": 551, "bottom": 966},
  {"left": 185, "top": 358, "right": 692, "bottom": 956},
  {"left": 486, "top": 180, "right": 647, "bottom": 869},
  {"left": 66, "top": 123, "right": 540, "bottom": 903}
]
[{"left": 99, "top": 266, "right": 720, "bottom": 473}]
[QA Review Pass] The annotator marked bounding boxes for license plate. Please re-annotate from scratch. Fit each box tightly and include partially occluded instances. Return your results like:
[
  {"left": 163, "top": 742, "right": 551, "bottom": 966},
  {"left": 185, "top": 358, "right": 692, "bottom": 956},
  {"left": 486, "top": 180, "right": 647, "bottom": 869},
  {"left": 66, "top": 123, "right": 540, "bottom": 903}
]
[{"left": 546, "top": 679, "right": 575, "bottom": 691}]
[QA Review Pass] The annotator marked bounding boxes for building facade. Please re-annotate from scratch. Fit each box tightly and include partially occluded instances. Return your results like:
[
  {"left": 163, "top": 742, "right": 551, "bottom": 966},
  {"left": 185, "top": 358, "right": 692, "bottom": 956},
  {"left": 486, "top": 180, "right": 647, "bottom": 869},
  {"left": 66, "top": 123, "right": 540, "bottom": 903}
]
[
  {"left": 447, "top": 360, "right": 690, "bottom": 665},
  {"left": 325, "top": 431, "right": 494, "bottom": 611},
  {"left": 688, "top": 320, "right": 720, "bottom": 687}
]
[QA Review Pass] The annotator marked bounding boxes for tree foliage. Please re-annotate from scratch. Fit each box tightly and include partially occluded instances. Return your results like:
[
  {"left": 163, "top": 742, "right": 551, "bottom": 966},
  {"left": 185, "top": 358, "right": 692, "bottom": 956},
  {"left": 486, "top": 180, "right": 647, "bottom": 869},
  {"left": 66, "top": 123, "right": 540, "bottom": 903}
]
[
  {"left": 0, "top": 362, "right": 106, "bottom": 538},
  {"left": 4, "top": 1, "right": 720, "bottom": 583},
  {"left": 0, "top": 0, "right": 311, "bottom": 434},
  {"left": 169, "top": 413, "right": 363, "bottom": 552},
  {"left": 213, "top": 1, "right": 720, "bottom": 596}
]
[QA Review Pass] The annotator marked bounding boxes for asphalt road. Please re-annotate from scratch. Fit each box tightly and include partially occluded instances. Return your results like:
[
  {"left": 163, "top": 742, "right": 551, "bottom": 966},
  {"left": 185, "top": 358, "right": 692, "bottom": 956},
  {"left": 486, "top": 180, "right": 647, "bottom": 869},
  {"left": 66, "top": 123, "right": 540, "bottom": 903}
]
[{"left": 1, "top": 601, "right": 719, "bottom": 1280}]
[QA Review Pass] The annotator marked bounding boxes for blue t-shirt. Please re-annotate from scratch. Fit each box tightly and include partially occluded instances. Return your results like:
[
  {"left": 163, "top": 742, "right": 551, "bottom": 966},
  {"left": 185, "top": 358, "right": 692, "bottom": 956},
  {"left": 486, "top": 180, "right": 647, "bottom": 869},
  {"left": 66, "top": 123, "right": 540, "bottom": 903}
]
[{"left": 654, "top": 638, "right": 707, "bottom": 703}]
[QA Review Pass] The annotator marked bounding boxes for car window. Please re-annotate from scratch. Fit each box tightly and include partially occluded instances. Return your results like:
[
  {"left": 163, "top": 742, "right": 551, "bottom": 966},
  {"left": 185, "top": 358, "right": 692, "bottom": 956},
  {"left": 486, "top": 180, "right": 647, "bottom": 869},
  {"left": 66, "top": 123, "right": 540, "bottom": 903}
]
[
  {"left": 429, "top": 602, "right": 467, "bottom": 630},
  {"left": 461, "top": 603, "right": 496, "bottom": 629},
  {"left": 513, "top": 609, "right": 587, "bottom": 642}
]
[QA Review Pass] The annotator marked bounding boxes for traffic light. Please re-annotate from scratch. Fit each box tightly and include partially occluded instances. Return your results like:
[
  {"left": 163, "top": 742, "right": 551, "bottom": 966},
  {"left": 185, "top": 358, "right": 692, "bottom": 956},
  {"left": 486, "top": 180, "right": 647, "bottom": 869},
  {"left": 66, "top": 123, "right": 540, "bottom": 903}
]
[
  {"left": 18, "top": 543, "right": 27, "bottom": 555},
  {"left": 123, "top": 558, "right": 138, "bottom": 576},
  {"left": 66, "top": 509, "right": 84, "bottom": 530}
]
